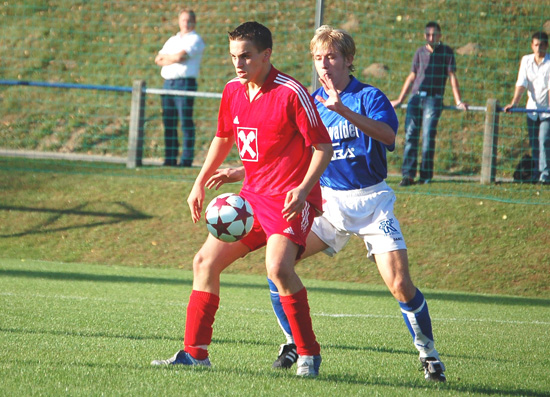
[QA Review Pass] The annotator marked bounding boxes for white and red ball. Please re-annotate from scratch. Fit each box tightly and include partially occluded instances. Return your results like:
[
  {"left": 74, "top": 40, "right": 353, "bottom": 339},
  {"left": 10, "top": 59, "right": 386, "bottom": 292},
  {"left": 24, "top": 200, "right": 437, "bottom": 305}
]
[{"left": 205, "top": 193, "right": 254, "bottom": 242}]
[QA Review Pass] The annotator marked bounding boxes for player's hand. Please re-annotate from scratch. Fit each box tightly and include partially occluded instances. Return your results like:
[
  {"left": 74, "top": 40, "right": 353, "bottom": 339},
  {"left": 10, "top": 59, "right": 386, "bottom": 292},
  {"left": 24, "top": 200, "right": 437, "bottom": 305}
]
[
  {"left": 503, "top": 103, "right": 515, "bottom": 113},
  {"left": 316, "top": 74, "right": 344, "bottom": 113},
  {"left": 205, "top": 167, "right": 245, "bottom": 190},
  {"left": 457, "top": 102, "right": 469, "bottom": 111},
  {"left": 282, "top": 187, "right": 307, "bottom": 221},
  {"left": 187, "top": 185, "right": 205, "bottom": 223}
]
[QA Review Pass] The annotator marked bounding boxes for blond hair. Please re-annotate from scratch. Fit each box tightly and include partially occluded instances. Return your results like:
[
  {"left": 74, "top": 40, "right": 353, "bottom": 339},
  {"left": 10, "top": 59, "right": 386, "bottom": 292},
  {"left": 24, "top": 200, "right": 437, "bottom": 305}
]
[{"left": 310, "top": 25, "right": 356, "bottom": 72}]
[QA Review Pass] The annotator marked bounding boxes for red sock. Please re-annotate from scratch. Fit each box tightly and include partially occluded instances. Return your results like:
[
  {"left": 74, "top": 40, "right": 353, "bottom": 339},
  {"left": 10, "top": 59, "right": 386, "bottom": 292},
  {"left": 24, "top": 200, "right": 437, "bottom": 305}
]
[
  {"left": 280, "top": 287, "right": 320, "bottom": 356},
  {"left": 183, "top": 290, "right": 220, "bottom": 360}
]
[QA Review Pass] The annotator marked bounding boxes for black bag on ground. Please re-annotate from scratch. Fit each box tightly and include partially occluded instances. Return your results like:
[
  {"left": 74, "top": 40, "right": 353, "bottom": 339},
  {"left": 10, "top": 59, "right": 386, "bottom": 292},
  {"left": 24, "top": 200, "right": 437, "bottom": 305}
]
[{"left": 513, "top": 154, "right": 535, "bottom": 182}]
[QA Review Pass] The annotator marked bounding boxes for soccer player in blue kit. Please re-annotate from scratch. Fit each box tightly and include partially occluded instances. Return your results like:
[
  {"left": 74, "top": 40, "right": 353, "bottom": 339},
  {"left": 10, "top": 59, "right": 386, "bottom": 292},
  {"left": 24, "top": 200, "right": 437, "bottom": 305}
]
[{"left": 207, "top": 25, "right": 446, "bottom": 382}]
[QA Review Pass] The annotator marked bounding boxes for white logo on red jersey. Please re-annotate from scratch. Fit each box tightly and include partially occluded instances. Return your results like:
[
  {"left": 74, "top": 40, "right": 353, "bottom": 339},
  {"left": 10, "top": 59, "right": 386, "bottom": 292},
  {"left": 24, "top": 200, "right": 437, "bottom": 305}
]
[
  {"left": 237, "top": 127, "right": 258, "bottom": 162},
  {"left": 283, "top": 226, "right": 295, "bottom": 235},
  {"left": 233, "top": 116, "right": 239, "bottom": 124}
]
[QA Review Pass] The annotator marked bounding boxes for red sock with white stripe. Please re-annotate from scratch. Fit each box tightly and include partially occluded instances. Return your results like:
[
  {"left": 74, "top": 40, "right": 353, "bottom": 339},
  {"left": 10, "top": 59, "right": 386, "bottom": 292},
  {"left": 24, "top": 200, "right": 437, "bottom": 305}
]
[
  {"left": 183, "top": 290, "right": 220, "bottom": 360},
  {"left": 279, "top": 287, "right": 320, "bottom": 356}
]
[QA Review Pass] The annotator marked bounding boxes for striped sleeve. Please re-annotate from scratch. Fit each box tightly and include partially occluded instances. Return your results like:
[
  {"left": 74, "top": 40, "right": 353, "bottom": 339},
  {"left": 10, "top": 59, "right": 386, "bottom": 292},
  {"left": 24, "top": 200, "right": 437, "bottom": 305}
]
[
  {"left": 274, "top": 74, "right": 320, "bottom": 128},
  {"left": 273, "top": 73, "right": 329, "bottom": 145}
]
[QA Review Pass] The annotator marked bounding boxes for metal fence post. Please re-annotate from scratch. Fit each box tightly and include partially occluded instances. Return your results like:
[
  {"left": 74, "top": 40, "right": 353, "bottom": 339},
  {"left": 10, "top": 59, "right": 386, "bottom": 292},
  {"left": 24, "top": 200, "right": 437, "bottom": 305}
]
[
  {"left": 480, "top": 98, "right": 499, "bottom": 184},
  {"left": 127, "top": 80, "right": 146, "bottom": 168},
  {"left": 310, "top": 0, "right": 325, "bottom": 92}
]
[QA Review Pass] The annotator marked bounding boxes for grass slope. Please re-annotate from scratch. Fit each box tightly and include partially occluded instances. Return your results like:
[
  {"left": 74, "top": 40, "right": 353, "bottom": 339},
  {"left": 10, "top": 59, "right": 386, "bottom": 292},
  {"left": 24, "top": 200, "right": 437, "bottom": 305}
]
[
  {"left": 1, "top": 157, "right": 549, "bottom": 298},
  {"left": 2, "top": 1, "right": 549, "bottom": 178},
  {"left": 1, "top": 259, "right": 549, "bottom": 396}
]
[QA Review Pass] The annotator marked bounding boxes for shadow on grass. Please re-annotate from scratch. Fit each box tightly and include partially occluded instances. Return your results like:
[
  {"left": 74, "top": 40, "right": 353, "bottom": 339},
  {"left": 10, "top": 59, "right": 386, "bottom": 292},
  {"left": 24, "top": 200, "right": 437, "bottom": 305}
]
[
  {"left": 318, "top": 373, "right": 550, "bottom": 397},
  {"left": 0, "top": 327, "right": 411, "bottom": 358},
  {"left": 0, "top": 202, "right": 152, "bottom": 238},
  {"left": 5, "top": 355, "right": 547, "bottom": 396},
  {"left": 1, "top": 267, "right": 549, "bottom": 307},
  {"left": 0, "top": 326, "right": 180, "bottom": 342},
  {"left": 2, "top": 328, "right": 547, "bottom": 395},
  {"left": 0, "top": 268, "right": 191, "bottom": 287}
]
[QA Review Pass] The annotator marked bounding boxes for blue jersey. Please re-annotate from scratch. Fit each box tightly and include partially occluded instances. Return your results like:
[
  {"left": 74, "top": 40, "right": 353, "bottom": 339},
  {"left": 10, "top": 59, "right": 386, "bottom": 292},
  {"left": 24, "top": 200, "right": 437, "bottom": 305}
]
[{"left": 313, "top": 76, "right": 398, "bottom": 190}]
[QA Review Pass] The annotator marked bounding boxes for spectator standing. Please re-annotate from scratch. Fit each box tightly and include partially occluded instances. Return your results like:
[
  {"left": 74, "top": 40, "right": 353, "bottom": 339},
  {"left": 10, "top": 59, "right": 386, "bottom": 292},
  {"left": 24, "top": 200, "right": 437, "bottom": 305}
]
[
  {"left": 155, "top": 9, "right": 205, "bottom": 167},
  {"left": 391, "top": 21, "right": 468, "bottom": 186},
  {"left": 504, "top": 31, "right": 550, "bottom": 185},
  {"left": 151, "top": 22, "right": 333, "bottom": 378}
]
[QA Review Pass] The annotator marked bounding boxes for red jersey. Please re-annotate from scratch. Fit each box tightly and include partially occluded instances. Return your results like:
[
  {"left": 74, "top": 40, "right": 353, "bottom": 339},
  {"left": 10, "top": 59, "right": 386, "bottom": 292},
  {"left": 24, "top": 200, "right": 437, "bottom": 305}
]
[{"left": 216, "top": 66, "right": 330, "bottom": 211}]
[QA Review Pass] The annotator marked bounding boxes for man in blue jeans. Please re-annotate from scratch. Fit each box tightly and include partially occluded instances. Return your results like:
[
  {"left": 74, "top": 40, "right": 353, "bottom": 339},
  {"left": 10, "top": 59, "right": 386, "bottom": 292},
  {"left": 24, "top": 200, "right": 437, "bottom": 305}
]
[
  {"left": 155, "top": 9, "right": 205, "bottom": 167},
  {"left": 391, "top": 21, "right": 468, "bottom": 186},
  {"left": 504, "top": 31, "right": 550, "bottom": 185}
]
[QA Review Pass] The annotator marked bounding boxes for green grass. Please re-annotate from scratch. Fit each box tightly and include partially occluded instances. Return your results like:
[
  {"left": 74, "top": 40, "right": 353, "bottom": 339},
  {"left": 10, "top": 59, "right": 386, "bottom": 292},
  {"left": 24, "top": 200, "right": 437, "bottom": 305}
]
[
  {"left": 1, "top": 1, "right": 549, "bottom": 180},
  {"left": 1, "top": 156, "right": 549, "bottom": 299},
  {"left": 2, "top": 4, "right": 550, "bottom": 394},
  {"left": 1, "top": 259, "right": 549, "bottom": 396}
]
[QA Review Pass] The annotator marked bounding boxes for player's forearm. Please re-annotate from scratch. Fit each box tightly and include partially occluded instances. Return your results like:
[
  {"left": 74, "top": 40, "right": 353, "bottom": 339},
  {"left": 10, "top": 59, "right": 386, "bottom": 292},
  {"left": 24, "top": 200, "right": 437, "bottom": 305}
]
[
  {"left": 298, "top": 143, "right": 333, "bottom": 194},
  {"left": 339, "top": 107, "right": 395, "bottom": 146},
  {"left": 194, "top": 137, "right": 234, "bottom": 187}
]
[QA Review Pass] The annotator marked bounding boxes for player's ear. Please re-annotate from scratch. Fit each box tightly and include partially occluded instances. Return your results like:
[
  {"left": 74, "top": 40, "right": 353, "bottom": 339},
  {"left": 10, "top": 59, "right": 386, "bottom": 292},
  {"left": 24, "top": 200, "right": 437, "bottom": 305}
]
[
  {"left": 263, "top": 48, "right": 272, "bottom": 61},
  {"left": 346, "top": 55, "right": 354, "bottom": 69}
]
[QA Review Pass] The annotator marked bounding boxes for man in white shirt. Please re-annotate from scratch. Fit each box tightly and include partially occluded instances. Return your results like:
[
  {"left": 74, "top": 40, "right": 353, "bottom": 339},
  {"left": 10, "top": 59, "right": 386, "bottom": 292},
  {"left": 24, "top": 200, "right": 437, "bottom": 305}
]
[
  {"left": 155, "top": 9, "right": 205, "bottom": 167},
  {"left": 504, "top": 31, "right": 550, "bottom": 184}
]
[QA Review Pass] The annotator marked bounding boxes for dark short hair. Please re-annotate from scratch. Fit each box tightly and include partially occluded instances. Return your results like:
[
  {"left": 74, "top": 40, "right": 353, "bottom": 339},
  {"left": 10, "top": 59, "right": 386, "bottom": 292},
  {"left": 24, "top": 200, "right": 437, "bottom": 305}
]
[
  {"left": 179, "top": 9, "right": 196, "bottom": 24},
  {"left": 228, "top": 21, "right": 272, "bottom": 52},
  {"left": 425, "top": 21, "right": 441, "bottom": 33},
  {"left": 532, "top": 31, "right": 549, "bottom": 45}
]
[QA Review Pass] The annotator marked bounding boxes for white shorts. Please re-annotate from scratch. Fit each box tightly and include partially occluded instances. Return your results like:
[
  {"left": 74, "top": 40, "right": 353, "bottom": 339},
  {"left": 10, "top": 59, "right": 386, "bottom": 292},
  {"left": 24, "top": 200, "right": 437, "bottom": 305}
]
[{"left": 312, "top": 181, "right": 407, "bottom": 259}]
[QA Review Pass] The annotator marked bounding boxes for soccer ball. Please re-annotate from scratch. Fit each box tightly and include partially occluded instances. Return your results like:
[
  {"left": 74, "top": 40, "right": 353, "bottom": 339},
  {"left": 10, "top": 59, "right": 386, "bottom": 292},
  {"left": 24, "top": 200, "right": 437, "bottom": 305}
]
[{"left": 205, "top": 193, "right": 254, "bottom": 242}]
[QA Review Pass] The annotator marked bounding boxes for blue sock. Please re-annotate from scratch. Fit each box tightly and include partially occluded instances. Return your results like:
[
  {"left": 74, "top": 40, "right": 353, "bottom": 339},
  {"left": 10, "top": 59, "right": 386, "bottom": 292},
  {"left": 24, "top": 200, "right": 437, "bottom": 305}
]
[
  {"left": 267, "top": 278, "right": 294, "bottom": 344},
  {"left": 399, "top": 288, "right": 437, "bottom": 357}
]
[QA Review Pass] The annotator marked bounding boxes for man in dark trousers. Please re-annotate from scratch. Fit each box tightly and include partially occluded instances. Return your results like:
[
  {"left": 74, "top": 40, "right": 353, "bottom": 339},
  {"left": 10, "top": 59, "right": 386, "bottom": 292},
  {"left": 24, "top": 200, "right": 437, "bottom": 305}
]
[{"left": 391, "top": 21, "right": 468, "bottom": 186}]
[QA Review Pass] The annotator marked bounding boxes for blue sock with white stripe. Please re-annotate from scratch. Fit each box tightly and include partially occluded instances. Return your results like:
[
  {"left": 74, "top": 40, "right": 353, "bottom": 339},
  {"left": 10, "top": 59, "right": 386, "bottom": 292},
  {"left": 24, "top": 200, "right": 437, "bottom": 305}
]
[
  {"left": 267, "top": 278, "right": 294, "bottom": 344},
  {"left": 399, "top": 288, "right": 438, "bottom": 358}
]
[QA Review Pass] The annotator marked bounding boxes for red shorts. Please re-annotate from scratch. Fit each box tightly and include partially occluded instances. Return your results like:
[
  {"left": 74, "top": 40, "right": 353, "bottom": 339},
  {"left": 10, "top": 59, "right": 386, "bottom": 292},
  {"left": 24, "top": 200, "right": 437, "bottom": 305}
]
[{"left": 239, "top": 190, "right": 315, "bottom": 259}]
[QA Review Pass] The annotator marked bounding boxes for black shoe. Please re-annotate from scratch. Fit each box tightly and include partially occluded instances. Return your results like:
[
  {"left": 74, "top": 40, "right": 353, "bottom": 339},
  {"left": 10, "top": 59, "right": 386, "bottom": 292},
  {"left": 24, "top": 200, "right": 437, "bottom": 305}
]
[
  {"left": 540, "top": 180, "right": 550, "bottom": 186},
  {"left": 163, "top": 160, "right": 177, "bottom": 167},
  {"left": 399, "top": 177, "right": 414, "bottom": 187},
  {"left": 418, "top": 178, "right": 431, "bottom": 185},
  {"left": 179, "top": 161, "right": 193, "bottom": 167},
  {"left": 272, "top": 343, "right": 297, "bottom": 369},
  {"left": 420, "top": 357, "right": 446, "bottom": 382}
]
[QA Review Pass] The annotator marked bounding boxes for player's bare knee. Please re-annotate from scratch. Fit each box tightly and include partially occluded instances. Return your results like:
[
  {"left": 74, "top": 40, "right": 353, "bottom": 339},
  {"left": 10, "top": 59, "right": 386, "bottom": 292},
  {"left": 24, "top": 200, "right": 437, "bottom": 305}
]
[
  {"left": 192, "top": 250, "right": 213, "bottom": 276},
  {"left": 265, "top": 262, "right": 293, "bottom": 285},
  {"left": 391, "top": 278, "right": 416, "bottom": 302}
]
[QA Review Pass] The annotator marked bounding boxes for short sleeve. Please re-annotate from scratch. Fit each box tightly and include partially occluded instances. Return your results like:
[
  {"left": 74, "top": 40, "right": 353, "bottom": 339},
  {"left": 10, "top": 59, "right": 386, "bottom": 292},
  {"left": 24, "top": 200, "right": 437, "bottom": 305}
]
[
  {"left": 516, "top": 56, "right": 529, "bottom": 88},
  {"left": 216, "top": 86, "right": 234, "bottom": 138},
  {"left": 365, "top": 89, "right": 399, "bottom": 151},
  {"left": 292, "top": 86, "right": 330, "bottom": 147}
]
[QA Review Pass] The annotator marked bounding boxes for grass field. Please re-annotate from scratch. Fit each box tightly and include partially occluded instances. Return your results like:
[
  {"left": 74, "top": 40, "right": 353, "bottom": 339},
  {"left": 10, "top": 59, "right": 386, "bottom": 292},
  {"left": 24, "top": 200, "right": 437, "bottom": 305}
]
[
  {"left": 1, "top": 259, "right": 549, "bottom": 396},
  {"left": 2, "top": 156, "right": 549, "bottom": 299},
  {"left": 2, "top": 1, "right": 548, "bottom": 179}
]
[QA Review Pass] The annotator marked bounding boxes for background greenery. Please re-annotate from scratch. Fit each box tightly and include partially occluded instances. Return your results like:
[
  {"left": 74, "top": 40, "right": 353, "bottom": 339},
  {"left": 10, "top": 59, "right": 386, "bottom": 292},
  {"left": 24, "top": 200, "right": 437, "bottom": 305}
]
[
  {"left": 2, "top": 4, "right": 550, "bottom": 392},
  {"left": 1, "top": 157, "right": 548, "bottom": 299},
  {"left": 2, "top": 0, "right": 550, "bottom": 196}
]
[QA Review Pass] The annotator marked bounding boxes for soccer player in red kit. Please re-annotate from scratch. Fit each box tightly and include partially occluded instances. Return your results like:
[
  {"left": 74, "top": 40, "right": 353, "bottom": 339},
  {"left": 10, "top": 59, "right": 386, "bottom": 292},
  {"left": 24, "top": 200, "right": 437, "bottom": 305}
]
[{"left": 152, "top": 21, "right": 333, "bottom": 377}]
